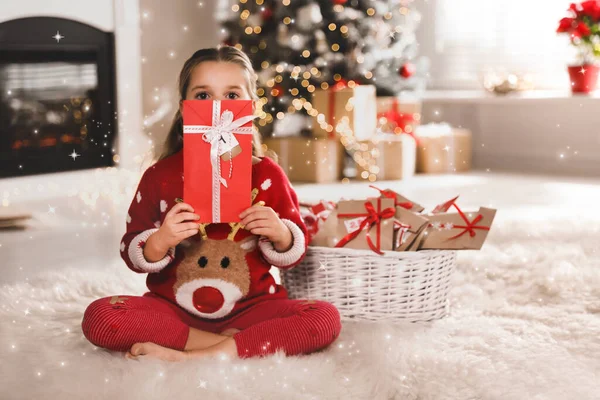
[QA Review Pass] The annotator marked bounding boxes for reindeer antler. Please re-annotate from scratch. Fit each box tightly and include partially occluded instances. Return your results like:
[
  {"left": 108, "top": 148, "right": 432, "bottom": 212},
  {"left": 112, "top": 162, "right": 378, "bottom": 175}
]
[
  {"left": 228, "top": 222, "right": 243, "bottom": 241},
  {"left": 198, "top": 223, "right": 208, "bottom": 240},
  {"left": 227, "top": 188, "right": 265, "bottom": 241}
]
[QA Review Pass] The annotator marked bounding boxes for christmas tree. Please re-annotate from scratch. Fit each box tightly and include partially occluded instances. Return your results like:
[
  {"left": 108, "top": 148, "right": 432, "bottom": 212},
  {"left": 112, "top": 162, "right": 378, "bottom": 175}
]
[{"left": 220, "top": 0, "right": 427, "bottom": 137}]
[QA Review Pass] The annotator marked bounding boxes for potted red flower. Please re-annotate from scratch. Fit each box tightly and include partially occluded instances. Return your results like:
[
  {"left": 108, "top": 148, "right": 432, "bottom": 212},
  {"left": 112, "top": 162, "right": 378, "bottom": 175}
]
[{"left": 557, "top": 1, "right": 600, "bottom": 93}]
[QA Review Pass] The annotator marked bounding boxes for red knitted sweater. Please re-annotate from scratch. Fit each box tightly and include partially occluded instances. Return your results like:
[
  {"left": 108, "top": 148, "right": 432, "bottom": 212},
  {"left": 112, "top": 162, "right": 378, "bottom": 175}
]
[{"left": 120, "top": 149, "right": 308, "bottom": 320}]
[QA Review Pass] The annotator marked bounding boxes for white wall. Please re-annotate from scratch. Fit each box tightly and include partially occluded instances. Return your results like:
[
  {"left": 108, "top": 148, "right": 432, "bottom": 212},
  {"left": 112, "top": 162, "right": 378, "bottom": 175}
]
[
  {"left": 421, "top": 95, "right": 600, "bottom": 176},
  {"left": 138, "top": 0, "right": 223, "bottom": 158},
  {"left": 416, "top": 0, "right": 600, "bottom": 177}
]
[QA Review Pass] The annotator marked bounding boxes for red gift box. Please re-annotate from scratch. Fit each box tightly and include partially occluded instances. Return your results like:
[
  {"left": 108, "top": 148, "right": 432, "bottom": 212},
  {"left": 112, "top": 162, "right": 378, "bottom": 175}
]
[{"left": 182, "top": 99, "right": 257, "bottom": 223}]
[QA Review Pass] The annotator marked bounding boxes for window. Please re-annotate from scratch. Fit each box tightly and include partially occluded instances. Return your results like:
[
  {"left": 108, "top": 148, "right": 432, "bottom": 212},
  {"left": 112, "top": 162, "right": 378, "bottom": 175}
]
[{"left": 430, "top": 0, "right": 574, "bottom": 90}]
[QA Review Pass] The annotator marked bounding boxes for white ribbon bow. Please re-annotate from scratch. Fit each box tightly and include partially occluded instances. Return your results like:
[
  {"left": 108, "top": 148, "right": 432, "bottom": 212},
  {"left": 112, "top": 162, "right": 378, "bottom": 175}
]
[{"left": 183, "top": 100, "right": 258, "bottom": 222}]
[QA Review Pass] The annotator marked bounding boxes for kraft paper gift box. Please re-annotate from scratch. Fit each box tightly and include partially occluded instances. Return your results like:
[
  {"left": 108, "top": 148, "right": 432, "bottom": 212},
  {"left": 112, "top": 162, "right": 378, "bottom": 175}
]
[
  {"left": 263, "top": 137, "right": 340, "bottom": 183},
  {"left": 311, "top": 82, "right": 377, "bottom": 141},
  {"left": 393, "top": 206, "right": 430, "bottom": 251},
  {"left": 310, "top": 208, "right": 339, "bottom": 248},
  {"left": 376, "top": 97, "right": 421, "bottom": 136},
  {"left": 368, "top": 185, "right": 424, "bottom": 213},
  {"left": 374, "top": 134, "right": 417, "bottom": 180},
  {"left": 334, "top": 198, "right": 395, "bottom": 254},
  {"left": 431, "top": 196, "right": 460, "bottom": 214},
  {"left": 300, "top": 200, "right": 336, "bottom": 244},
  {"left": 417, "top": 207, "right": 497, "bottom": 250},
  {"left": 414, "top": 124, "right": 472, "bottom": 174},
  {"left": 182, "top": 99, "right": 256, "bottom": 223}
]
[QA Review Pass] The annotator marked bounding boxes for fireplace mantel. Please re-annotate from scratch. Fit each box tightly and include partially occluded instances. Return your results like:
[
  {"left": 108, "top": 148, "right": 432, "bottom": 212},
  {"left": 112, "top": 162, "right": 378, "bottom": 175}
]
[{"left": 0, "top": 1, "right": 114, "bottom": 31}]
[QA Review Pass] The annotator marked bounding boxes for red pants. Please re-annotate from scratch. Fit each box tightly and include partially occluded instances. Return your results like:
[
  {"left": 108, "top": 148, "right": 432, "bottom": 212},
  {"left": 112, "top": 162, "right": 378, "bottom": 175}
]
[{"left": 81, "top": 292, "right": 342, "bottom": 359}]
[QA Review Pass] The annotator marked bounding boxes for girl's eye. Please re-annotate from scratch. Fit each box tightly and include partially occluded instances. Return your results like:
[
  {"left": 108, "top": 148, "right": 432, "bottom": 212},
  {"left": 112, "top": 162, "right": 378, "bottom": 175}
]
[
  {"left": 226, "top": 92, "right": 239, "bottom": 99},
  {"left": 195, "top": 92, "right": 209, "bottom": 100}
]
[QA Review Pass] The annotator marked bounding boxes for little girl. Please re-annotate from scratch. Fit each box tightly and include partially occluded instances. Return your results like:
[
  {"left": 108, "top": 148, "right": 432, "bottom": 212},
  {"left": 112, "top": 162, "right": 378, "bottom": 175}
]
[{"left": 81, "top": 46, "right": 342, "bottom": 362}]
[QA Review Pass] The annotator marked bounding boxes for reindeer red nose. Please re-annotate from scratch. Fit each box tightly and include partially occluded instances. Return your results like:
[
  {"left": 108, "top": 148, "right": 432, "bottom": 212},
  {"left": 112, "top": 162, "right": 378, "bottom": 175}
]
[{"left": 192, "top": 287, "right": 224, "bottom": 314}]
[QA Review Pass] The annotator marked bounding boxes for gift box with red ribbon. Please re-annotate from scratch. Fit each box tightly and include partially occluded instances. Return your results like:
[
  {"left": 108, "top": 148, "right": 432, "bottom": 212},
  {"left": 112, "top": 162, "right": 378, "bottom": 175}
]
[
  {"left": 393, "top": 206, "right": 430, "bottom": 251},
  {"left": 334, "top": 198, "right": 395, "bottom": 254},
  {"left": 418, "top": 203, "right": 496, "bottom": 250},
  {"left": 263, "top": 137, "right": 341, "bottom": 183},
  {"left": 369, "top": 185, "right": 424, "bottom": 213},
  {"left": 414, "top": 124, "right": 472, "bottom": 174},
  {"left": 309, "top": 198, "right": 395, "bottom": 254},
  {"left": 182, "top": 99, "right": 257, "bottom": 223},
  {"left": 355, "top": 135, "right": 417, "bottom": 181},
  {"left": 306, "top": 187, "right": 496, "bottom": 254},
  {"left": 311, "top": 81, "right": 377, "bottom": 141},
  {"left": 300, "top": 200, "right": 337, "bottom": 243},
  {"left": 376, "top": 97, "right": 421, "bottom": 139}
]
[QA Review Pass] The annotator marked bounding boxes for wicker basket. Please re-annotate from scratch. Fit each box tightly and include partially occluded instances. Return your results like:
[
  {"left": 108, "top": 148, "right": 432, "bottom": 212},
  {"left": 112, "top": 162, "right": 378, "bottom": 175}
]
[{"left": 280, "top": 246, "right": 457, "bottom": 322}]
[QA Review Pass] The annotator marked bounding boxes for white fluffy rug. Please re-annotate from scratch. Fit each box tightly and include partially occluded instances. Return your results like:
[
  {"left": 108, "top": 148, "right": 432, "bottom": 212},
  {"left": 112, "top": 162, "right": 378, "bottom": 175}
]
[{"left": 1, "top": 174, "right": 600, "bottom": 399}]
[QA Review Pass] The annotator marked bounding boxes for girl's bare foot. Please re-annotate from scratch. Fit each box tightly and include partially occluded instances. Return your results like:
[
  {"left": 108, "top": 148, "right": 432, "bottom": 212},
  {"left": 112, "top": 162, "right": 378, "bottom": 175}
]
[
  {"left": 184, "top": 326, "right": 230, "bottom": 351},
  {"left": 126, "top": 342, "right": 188, "bottom": 362},
  {"left": 186, "top": 337, "right": 239, "bottom": 360},
  {"left": 125, "top": 337, "right": 239, "bottom": 362},
  {"left": 220, "top": 328, "right": 241, "bottom": 337}
]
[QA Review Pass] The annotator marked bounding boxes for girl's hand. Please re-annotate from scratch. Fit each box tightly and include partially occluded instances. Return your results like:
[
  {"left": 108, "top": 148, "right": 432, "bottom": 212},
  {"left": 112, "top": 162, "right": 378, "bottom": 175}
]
[
  {"left": 155, "top": 202, "right": 200, "bottom": 251},
  {"left": 239, "top": 204, "right": 292, "bottom": 252}
]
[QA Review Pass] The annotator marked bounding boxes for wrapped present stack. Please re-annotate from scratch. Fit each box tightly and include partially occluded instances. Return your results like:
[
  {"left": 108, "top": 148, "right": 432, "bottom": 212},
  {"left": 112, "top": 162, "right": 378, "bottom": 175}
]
[
  {"left": 264, "top": 80, "right": 427, "bottom": 184},
  {"left": 263, "top": 137, "right": 340, "bottom": 184},
  {"left": 263, "top": 83, "right": 474, "bottom": 183},
  {"left": 311, "top": 80, "right": 377, "bottom": 142},
  {"left": 350, "top": 95, "right": 422, "bottom": 182},
  {"left": 414, "top": 123, "right": 472, "bottom": 174},
  {"left": 354, "top": 133, "right": 417, "bottom": 182},
  {"left": 376, "top": 96, "right": 421, "bottom": 138},
  {"left": 264, "top": 80, "right": 378, "bottom": 184},
  {"left": 303, "top": 185, "right": 496, "bottom": 253}
]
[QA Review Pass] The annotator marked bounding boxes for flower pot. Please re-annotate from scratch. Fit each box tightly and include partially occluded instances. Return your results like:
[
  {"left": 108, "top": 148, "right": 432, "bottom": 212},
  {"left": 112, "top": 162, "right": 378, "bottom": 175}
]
[{"left": 568, "top": 64, "right": 600, "bottom": 94}]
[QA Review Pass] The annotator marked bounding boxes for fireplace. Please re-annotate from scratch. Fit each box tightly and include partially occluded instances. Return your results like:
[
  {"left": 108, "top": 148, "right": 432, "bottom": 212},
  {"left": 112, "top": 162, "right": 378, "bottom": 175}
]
[{"left": 0, "top": 16, "right": 117, "bottom": 178}]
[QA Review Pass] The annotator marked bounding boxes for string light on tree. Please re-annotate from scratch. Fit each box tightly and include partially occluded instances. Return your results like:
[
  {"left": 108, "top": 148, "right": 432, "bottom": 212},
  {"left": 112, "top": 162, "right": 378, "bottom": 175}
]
[{"left": 220, "top": 0, "right": 426, "bottom": 179}]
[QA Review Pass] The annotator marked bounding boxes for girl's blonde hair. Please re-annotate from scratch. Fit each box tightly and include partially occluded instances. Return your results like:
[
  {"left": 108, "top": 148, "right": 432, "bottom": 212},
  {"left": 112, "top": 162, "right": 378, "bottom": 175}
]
[{"left": 158, "top": 46, "right": 263, "bottom": 161}]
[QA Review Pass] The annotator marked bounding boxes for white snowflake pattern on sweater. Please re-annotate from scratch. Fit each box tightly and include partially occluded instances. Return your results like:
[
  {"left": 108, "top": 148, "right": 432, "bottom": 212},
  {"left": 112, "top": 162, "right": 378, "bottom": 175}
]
[{"left": 261, "top": 178, "right": 272, "bottom": 190}]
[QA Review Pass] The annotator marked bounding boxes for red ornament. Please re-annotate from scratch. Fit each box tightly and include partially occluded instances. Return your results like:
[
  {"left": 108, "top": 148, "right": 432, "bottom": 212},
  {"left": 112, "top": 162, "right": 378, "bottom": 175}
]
[
  {"left": 399, "top": 62, "right": 416, "bottom": 78},
  {"left": 272, "top": 85, "right": 284, "bottom": 97},
  {"left": 333, "top": 0, "right": 348, "bottom": 4},
  {"left": 261, "top": 7, "right": 273, "bottom": 21}
]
